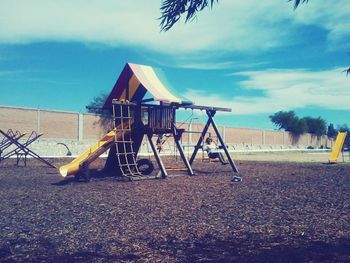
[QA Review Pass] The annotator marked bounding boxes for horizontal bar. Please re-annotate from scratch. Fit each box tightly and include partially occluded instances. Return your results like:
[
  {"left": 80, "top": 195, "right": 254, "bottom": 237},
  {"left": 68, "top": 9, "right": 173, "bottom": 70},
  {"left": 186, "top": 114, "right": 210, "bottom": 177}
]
[
  {"left": 139, "top": 103, "right": 231, "bottom": 112},
  {"left": 115, "top": 152, "right": 136, "bottom": 155},
  {"left": 179, "top": 104, "right": 232, "bottom": 112},
  {"left": 182, "top": 131, "right": 203, "bottom": 134},
  {"left": 119, "top": 163, "right": 137, "bottom": 167},
  {"left": 112, "top": 99, "right": 137, "bottom": 106}
]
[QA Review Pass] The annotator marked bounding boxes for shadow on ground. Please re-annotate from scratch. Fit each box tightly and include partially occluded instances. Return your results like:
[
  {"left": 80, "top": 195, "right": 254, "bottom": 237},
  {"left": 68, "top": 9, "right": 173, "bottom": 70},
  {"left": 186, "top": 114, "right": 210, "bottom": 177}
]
[{"left": 1, "top": 234, "right": 349, "bottom": 262}]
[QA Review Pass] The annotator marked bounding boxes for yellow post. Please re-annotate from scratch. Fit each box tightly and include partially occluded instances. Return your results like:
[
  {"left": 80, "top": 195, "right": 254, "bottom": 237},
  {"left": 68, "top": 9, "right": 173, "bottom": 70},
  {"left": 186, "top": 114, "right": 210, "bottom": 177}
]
[{"left": 328, "top": 132, "right": 347, "bottom": 163}]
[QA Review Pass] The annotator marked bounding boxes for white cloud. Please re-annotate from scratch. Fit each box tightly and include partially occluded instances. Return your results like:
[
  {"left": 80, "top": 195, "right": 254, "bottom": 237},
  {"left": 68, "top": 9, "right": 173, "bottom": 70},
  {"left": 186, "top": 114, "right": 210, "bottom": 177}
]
[
  {"left": 291, "top": 0, "right": 350, "bottom": 49},
  {"left": 185, "top": 67, "right": 350, "bottom": 114},
  {"left": 0, "top": 0, "right": 348, "bottom": 55},
  {"left": 174, "top": 60, "right": 269, "bottom": 70}
]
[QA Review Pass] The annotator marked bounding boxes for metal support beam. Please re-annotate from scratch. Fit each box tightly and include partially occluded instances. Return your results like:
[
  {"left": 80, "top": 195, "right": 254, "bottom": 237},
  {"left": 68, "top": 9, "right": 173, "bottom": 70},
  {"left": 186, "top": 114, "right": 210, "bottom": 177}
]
[
  {"left": 172, "top": 125, "right": 194, "bottom": 175},
  {"left": 78, "top": 113, "right": 84, "bottom": 141},
  {"left": 147, "top": 133, "right": 167, "bottom": 178},
  {"left": 0, "top": 130, "right": 56, "bottom": 168},
  {"left": 207, "top": 110, "right": 239, "bottom": 173},
  {"left": 189, "top": 116, "right": 212, "bottom": 165}
]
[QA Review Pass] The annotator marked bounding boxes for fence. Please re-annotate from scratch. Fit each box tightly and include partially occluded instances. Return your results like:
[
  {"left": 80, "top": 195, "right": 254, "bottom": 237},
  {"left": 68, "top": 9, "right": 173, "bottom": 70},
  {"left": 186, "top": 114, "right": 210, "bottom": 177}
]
[{"left": 0, "top": 105, "right": 332, "bottom": 156}]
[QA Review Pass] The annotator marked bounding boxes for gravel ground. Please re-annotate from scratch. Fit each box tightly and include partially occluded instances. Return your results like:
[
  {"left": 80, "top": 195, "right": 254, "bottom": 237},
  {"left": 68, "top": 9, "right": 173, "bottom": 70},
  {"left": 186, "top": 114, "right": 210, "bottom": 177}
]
[{"left": 0, "top": 157, "right": 349, "bottom": 262}]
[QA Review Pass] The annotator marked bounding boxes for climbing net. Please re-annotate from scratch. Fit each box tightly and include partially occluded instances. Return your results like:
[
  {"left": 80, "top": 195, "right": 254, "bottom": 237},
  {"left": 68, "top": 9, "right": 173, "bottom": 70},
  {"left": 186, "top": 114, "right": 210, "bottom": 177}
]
[{"left": 112, "top": 101, "right": 141, "bottom": 177}]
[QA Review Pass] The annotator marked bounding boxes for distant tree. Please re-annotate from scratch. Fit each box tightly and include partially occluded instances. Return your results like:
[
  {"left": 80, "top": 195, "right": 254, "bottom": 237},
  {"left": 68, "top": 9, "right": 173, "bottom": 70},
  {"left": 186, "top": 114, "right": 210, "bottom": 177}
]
[
  {"left": 337, "top": 124, "right": 350, "bottom": 148},
  {"left": 290, "top": 117, "right": 309, "bottom": 136},
  {"left": 327, "top": 123, "right": 337, "bottom": 138},
  {"left": 269, "top": 111, "right": 297, "bottom": 130},
  {"left": 86, "top": 92, "right": 113, "bottom": 131},
  {"left": 338, "top": 124, "right": 349, "bottom": 133},
  {"left": 86, "top": 92, "right": 109, "bottom": 115},
  {"left": 269, "top": 110, "right": 307, "bottom": 135},
  {"left": 302, "top": 116, "right": 326, "bottom": 137}
]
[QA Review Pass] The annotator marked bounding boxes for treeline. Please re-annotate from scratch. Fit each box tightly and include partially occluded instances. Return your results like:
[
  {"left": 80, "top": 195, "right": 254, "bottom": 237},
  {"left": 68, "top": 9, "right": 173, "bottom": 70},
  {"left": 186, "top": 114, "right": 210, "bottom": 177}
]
[{"left": 269, "top": 111, "right": 349, "bottom": 147}]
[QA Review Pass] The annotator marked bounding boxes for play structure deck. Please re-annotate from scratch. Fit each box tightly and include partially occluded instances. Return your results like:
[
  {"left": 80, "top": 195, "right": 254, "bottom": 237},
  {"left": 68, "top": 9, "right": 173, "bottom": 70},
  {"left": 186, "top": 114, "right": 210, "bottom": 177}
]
[{"left": 59, "top": 63, "right": 239, "bottom": 181}]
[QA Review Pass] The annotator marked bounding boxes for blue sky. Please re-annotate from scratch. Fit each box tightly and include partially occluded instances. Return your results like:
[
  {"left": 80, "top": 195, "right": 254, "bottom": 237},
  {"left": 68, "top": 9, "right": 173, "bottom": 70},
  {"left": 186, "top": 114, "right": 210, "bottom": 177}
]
[{"left": 0, "top": 0, "right": 349, "bottom": 130}]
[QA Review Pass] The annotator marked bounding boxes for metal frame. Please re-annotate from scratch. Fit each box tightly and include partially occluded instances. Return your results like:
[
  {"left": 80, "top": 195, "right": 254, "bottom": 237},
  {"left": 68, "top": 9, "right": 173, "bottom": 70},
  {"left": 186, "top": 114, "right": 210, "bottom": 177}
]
[
  {"left": 0, "top": 129, "right": 55, "bottom": 168},
  {"left": 105, "top": 100, "right": 239, "bottom": 179},
  {"left": 0, "top": 129, "right": 26, "bottom": 159},
  {"left": 189, "top": 110, "right": 239, "bottom": 173}
]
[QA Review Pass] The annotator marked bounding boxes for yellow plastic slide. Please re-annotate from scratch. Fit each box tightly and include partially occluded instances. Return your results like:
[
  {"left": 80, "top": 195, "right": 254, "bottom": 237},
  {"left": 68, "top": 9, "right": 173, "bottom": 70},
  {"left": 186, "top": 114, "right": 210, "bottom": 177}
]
[
  {"left": 59, "top": 129, "right": 120, "bottom": 177},
  {"left": 328, "top": 132, "right": 347, "bottom": 163}
]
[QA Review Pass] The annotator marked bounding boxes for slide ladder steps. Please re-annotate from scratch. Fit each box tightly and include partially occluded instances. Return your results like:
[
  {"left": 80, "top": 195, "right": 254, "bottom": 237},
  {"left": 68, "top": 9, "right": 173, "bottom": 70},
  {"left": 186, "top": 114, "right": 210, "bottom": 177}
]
[
  {"left": 114, "top": 117, "right": 133, "bottom": 120},
  {"left": 115, "top": 152, "right": 136, "bottom": 156},
  {"left": 113, "top": 102, "right": 141, "bottom": 178}
]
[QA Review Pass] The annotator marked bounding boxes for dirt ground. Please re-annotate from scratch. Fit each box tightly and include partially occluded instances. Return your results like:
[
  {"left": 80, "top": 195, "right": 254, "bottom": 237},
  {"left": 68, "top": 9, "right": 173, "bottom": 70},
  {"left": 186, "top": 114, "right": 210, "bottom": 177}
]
[{"left": 0, "top": 155, "right": 349, "bottom": 262}]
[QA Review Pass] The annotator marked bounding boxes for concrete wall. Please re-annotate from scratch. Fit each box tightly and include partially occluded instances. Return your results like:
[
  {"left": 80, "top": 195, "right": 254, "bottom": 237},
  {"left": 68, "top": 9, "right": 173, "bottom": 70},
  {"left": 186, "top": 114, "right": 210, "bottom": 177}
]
[{"left": 0, "top": 106, "right": 332, "bottom": 157}]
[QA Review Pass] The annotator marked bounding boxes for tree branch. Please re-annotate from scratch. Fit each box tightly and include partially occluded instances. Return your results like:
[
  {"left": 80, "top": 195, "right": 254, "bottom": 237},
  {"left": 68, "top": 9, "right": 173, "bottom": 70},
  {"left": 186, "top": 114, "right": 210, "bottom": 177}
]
[
  {"left": 159, "top": 0, "right": 349, "bottom": 77},
  {"left": 160, "top": 0, "right": 218, "bottom": 32},
  {"left": 289, "top": 0, "right": 309, "bottom": 9}
]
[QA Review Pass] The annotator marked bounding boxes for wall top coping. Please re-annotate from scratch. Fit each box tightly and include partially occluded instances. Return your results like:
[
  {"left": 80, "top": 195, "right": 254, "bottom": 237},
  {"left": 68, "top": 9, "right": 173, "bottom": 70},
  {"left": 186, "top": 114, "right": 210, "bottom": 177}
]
[
  {"left": 0, "top": 105, "right": 331, "bottom": 139},
  {"left": 0, "top": 105, "right": 90, "bottom": 115}
]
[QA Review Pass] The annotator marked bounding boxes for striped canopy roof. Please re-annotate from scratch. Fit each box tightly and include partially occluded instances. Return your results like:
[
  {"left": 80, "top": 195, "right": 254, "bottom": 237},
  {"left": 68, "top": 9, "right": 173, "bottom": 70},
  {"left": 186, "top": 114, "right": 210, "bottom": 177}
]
[{"left": 103, "top": 63, "right": 192, "bottom": 109}]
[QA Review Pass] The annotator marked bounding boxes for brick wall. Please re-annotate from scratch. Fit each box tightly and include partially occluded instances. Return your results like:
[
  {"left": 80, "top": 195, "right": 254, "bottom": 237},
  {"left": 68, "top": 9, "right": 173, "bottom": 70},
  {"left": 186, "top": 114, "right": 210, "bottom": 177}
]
[
  {"left": 0, "top": 107, "right": 37, "bottom": 133},
  {"left": 40, "top": 110, "right": 78, "bottom": 139},
  {"left": 0, "top": 106, "right": 332, "bottom": 148},
  {"left": 83, "top": 114, "right": 113, "bottom": 140}
]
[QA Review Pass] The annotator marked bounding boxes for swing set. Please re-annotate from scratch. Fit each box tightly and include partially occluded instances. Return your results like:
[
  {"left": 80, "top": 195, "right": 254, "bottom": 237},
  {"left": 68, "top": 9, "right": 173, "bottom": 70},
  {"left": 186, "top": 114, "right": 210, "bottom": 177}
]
[{"left": 59, "top": 63, "right": 240, "bottom": 181}]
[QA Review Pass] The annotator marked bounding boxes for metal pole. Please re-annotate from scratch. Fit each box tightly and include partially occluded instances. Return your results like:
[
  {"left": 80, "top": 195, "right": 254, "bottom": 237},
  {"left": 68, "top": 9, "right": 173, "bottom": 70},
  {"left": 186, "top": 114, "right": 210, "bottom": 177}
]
[
  {"left": 207, "top": 110, "right": 239, "bottom": 173},
  {"left": 147, "top": 133, "right": 167, "bottom": 178},
  {"left": 172, "top": 124, "right": 194, "bottom": 175},
  {"left": 36, "top": 108, "right": 41, "bottom": 134},
  {"left": 188, "top": 117, "right": 199, "bottom": 159},
  {"left": 189, "top": 117, "right": 211, "bottom": 165}
]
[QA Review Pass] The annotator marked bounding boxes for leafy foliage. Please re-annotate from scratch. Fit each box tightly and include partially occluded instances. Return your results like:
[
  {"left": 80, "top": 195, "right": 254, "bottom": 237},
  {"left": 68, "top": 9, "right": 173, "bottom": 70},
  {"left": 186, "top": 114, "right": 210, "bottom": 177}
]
[
  {"left": 289, "top": 0, "right": 309, "bottom": 9},
  {"left": 159, "top": 0, "right": 349, "bottom": 75},
  {"left": 269, "top": 111, "right": 294, "bottom": 130},
  {"left": 338, "top": 124, "right": 350, "bottom": 148},
  {"left": 270, "top": 111, "right": 327, "bottom": 137},
  {"left": 291, "top": 118, "right": 309, "bottom": 136},
  {"left": 86, "top": 92, "right": 109, "bottom": 115},
  {"left": 160, "top": 0, "right": 309, "bottom": 31},
  {"left": 160, "top": 0, "right": 218, "bottom": 31},
  {"left": 327, "top": 123, "right": 337, "bottom": 139},
  {"left": 86, "top": 92, "right": 113, "bottom": 131},
  {"left": 301, "top": 116, "right": 326, "bottom": 137},
  {"left": 269, "top": 111, "right": 307, "bottom": 135}
]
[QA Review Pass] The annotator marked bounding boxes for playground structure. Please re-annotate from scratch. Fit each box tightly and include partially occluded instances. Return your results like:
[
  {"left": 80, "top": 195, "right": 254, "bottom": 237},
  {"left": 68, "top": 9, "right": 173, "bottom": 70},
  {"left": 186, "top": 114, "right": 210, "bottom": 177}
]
[
  {"left": 0, "top": 129, "right": 56, "bottom": 168},
  {"left": 59, "top": 63, "right": 239, "bottom": 181},
  {"left": 328, "top": 131, "right": 348, "bottom": 163}
]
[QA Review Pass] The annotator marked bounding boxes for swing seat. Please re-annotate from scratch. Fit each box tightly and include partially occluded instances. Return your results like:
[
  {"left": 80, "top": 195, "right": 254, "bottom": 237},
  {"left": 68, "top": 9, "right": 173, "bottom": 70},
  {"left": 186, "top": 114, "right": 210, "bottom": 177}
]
[{"left": 202, "top": 155, "right": 221, "bottom": 163}]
